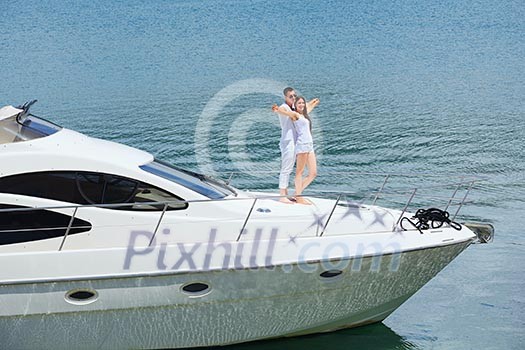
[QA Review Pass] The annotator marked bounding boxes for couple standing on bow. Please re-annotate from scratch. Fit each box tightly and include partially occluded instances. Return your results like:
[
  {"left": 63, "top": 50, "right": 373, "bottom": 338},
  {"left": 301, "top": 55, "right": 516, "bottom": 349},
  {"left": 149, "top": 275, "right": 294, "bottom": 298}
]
[{"left": 272, "top": 87, "right": 320, "bottom": 205}]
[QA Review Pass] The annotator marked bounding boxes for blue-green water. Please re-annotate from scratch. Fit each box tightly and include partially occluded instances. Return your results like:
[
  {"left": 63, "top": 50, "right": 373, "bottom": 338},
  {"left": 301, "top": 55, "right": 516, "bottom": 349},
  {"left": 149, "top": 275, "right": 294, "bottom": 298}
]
[{"left": 1, "top": 0, "right": 524, "bottom": 348}]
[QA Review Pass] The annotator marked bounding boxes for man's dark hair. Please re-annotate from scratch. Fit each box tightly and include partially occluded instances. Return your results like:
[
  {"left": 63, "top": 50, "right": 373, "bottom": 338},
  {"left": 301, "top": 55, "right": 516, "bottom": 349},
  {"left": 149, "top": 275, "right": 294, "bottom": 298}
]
[{"left": 283, "top": 87, "right": 294, "bottom": 96}]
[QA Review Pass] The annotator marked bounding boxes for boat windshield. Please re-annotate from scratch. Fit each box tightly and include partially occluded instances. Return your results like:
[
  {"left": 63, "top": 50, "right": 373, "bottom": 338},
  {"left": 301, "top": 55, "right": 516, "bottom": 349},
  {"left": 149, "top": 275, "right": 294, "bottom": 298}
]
[
  {"left": 0, "top": 114, "right": 62, "bottom": 145},
  {"left": 140, "top": 160, "right": 236, "bottom": 199}
]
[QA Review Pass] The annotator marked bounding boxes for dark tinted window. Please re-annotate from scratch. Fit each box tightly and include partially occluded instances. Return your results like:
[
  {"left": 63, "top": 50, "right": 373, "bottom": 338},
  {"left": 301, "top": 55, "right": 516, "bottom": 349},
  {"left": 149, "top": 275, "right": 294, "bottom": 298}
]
[
  {"left": 0, "top": 172, "right": 81, "bottom": 203},
  {"left": 0, "top": 172, "right": 186, "bottom": 211},
  {"left": 0, "top": 204, "right": 91, "bottom": 245},
  {"left": 77, "top": 173, "right": 104, "bottom": 204},
  {"left": 103, "top": 176, "right": 138, "bottom": 204},
  {"left": 140, "top": 160, "right": 235, "bottom": 199}
]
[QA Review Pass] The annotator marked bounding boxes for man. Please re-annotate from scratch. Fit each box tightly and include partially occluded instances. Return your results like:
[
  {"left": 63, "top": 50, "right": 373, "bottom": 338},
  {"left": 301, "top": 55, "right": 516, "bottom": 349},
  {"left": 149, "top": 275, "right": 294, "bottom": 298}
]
[{"left": 276, "top": 87, "right": 319, "bottom": 203}]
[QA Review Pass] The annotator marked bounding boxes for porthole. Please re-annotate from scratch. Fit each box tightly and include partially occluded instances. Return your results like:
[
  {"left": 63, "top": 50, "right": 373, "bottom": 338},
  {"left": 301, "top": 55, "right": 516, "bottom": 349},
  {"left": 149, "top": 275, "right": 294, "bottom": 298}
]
[
  {"left": 181, "top": 282, "right": 211, "bottom": 297},
  {"left": 320, "top": 270, "right": 343, "bottom": 279},
  {"left": 65, "top": 289, "right": 98, "bottom": 305}
]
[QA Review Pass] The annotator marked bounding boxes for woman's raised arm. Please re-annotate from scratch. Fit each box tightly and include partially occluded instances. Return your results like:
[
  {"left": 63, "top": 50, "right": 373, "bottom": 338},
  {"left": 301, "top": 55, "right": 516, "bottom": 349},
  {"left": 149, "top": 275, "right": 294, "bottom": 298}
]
[{"left": 306, "top": 98, "right": 320, "bottom": 113}]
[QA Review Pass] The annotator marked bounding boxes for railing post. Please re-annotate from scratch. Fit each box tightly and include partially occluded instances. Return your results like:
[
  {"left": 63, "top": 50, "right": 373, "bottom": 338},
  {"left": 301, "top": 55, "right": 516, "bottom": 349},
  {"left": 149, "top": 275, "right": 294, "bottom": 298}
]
[
  {"left": 452, "top": 181, "right": 475, "bottom": 221},
  {"left": 226, "top": 172, "right": 235, "bottom": 185},
  {"left": 149, "top": 203, "right": 168, "bottom": 246},
  {"left": 320, "top": 194, "right": 342, "bottom": 237},
  {"left": 372, "top": 175, "right": 390, "bottom": 206},
  {"left": 59, "top": 207, "right": 78, "bottom": 251},
  {"left": 444, "top": 177, "right": 463, "bottom": 212},
  {"left": 394, "top": 188, "right": 417, "bottom": 230},
  {"left": 237, "top": 198, "right": 257, "bottom": 241}
]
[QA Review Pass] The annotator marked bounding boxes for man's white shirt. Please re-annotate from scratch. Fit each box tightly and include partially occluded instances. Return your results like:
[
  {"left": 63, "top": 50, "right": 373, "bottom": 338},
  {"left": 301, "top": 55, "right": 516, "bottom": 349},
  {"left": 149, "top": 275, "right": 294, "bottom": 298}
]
[{"left": 279, "top": 103, "right": 296, "bottom": 147}]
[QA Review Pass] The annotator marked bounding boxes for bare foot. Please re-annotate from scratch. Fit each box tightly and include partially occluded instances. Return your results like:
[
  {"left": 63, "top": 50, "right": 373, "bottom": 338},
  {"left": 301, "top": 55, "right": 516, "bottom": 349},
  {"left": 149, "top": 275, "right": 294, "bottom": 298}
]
[
  {"left": 279, "top": 197, "right": 295, "bottom": 204},
  {"left": 295, "top": 197, "right": 312, "bottom": 205}
]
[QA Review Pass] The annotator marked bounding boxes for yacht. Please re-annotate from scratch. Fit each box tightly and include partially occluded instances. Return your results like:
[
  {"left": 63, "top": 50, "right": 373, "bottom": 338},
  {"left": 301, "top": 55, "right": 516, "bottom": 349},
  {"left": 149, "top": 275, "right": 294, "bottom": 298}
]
[{"left": 0, "top": 102, "right": 493, "bottom": 349}]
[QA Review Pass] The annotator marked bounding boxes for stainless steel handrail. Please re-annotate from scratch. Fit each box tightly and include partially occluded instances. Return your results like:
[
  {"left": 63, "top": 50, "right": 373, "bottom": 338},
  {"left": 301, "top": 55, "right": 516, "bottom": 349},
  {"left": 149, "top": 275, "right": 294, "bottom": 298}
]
[
  {"left": 319, "top": 194, "right": 341, "bottom": 237},
  {"left": 59, "top": 207, "right": 77, "bottom": 251},
  {"left": 0, "top": 193, "right": 332, "bottom": 213},
  {"left": 222, "top": 170, "right": 483, "bottom": 180},
  {"left": 453, "top": 180, "right": 475, "bottom": 221},
  {"left": 395, "top": 188, "right": 418, "bottom": 229},
  {"left": 237, "top": 198, "right": 257, "bottom": 241},
  {"left": 0, "top": 172, "right": 481, "bottom": 249},
  {"left": 444, "top": 177, "right": 464, "bottom": 212},
  {"left": 149, "top": 203, "right": 168, "bottom": 246},
  {"left": 372, "top": 175, "right": 390, "bottom": 206},
  {"left": 0, "top": 172, "right": 481, "bottom": 214}
]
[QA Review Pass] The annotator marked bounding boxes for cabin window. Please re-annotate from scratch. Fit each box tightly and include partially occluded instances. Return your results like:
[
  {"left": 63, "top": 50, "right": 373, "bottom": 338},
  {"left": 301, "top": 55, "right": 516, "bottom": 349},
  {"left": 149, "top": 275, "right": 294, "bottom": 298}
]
[
  {"left": 0, "top": 204, "right": 91, "bottom": 245},
  {"left": 0, "top": 172, "right": 187, "bottom": 211},
  {"left": 140, "top": 160, "right": 235, "bottom": 199}
]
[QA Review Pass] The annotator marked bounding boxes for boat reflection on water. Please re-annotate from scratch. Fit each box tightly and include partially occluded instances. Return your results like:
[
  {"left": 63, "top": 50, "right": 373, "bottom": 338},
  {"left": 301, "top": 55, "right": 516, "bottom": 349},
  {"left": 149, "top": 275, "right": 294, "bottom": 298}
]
[{"left": 210, "top": 323, "right": 418, "bottom": 350}]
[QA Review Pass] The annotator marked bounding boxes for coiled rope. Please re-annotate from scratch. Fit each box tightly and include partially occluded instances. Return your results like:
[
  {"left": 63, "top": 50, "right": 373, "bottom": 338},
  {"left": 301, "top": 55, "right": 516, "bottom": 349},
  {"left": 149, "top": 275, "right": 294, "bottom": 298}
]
[{"left": 400, "top": 208, "right": 462, "bottom": 234}]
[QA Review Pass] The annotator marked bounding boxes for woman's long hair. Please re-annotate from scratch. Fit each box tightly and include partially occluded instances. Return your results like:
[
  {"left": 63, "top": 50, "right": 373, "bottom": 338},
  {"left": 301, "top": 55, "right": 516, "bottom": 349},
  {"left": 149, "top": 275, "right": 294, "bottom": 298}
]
[{"left": 295, "top": 96, "right": 312, "bottom": 132}]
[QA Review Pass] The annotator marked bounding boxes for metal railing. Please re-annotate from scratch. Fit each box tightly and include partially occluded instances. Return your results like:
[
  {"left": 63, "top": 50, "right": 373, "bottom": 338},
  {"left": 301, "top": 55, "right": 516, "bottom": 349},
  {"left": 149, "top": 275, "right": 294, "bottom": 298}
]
[{"left": 0, "top": 171, "right": 481, "bottom": 250}]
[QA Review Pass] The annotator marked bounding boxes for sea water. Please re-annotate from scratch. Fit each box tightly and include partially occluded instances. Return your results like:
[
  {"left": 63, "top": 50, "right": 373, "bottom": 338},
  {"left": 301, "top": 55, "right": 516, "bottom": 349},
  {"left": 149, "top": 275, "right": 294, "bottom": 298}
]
[{"left": 1, "top": 0, "right": 523, "bottom": 348}]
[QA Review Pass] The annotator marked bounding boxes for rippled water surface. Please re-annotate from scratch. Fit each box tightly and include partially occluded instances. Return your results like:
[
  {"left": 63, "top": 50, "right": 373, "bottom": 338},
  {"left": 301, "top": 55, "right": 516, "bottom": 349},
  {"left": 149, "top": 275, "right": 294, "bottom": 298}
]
[{"left": 1, "top": 0, "right": 524, "bottom": 348}]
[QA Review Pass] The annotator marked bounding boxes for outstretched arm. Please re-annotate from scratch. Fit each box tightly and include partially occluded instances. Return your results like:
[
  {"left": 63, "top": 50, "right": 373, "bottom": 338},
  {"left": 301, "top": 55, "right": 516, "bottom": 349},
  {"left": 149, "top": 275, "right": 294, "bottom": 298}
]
[
  {"left": 272, "top": 104, "right": 301, "bottom": 120},
  {"left": 306, "top": 98, "right": 320, "bottom": 113}
]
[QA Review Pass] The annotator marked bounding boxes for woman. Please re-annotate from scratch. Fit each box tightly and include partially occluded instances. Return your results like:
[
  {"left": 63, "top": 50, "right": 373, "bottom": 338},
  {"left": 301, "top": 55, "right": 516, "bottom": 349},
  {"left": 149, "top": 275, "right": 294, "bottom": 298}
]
[{"left": 272, "top": 96, "right": 319, "bottom": 204}]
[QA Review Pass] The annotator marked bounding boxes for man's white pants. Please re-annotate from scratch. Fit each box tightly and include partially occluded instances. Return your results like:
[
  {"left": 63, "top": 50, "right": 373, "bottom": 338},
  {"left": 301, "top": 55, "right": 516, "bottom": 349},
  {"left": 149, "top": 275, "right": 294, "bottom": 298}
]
[{"left": 279, "top": 141, "right": 295, "bottom": 190}]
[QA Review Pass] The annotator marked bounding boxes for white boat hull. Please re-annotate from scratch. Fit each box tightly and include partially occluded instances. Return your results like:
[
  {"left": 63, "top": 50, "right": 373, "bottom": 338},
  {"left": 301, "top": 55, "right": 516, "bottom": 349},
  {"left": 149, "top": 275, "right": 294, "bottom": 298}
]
[
  {"left": 0, "top": 105, "right": 488, "bottom": 348},
  {"left": 0, "top": 239, "right": 471, "bottom": 349}
]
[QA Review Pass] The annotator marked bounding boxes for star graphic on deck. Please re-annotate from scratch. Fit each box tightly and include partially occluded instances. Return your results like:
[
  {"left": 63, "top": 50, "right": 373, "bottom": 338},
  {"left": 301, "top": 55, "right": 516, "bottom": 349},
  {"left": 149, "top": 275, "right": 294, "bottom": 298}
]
[
  {"left": 288, "top": 234, "right": 298, "bottom": 246},
  {"left": 366, "top": 209, "right": 390, "bottom": 228},
  {"left": 308, "top": 212, "right": 328, "bottom": 233},
  {"left": 339, "top": 204, "right": 362, "bottom": 222}
]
